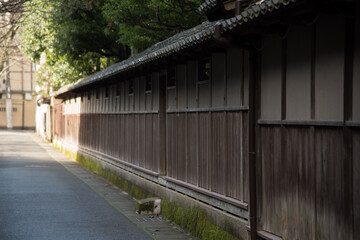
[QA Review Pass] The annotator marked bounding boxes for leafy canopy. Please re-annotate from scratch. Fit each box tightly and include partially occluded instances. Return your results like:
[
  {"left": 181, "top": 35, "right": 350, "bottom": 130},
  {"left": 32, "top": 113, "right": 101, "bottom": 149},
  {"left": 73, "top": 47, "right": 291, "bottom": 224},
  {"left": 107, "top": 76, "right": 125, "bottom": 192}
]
[
  {"left": 19, "top": 0, "right": 205, "bottom": 89},
  {"left": 103, "top": 0, "right": 205, "bottom": 51}
]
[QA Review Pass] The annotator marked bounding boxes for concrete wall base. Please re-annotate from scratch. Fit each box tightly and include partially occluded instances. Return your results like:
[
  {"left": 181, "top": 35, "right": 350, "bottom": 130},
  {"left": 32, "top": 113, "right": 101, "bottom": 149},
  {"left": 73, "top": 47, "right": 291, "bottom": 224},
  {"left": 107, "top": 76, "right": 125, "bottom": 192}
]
[{"left": 53, "top": 138, "right": 249, "bottom": 240}]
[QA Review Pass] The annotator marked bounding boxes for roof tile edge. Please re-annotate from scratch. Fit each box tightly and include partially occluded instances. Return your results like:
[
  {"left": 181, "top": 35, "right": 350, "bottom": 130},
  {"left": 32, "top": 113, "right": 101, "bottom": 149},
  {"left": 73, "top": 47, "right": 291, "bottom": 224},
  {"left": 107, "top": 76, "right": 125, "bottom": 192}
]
[{"left": 55, "top": 0, "right": 298, "bottom": 97}]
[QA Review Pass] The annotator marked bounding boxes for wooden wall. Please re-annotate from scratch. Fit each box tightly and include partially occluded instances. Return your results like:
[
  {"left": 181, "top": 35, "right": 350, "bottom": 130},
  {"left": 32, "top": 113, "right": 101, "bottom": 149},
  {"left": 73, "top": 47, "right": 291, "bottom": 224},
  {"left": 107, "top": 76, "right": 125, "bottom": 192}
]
[
  {"left": 61, "top": 73, "right": 161, "bottom": 174},
  {"left": 165, "top": 49, "right": 249, "bottom": 203},
  {"left": 257, "top": 13, "right": 359, "bottom": 239},
  {"left": 53, "top": 8, "right": 360, "bottom": 240},
  {"left": 56, "top": 48, "right": 250, "bottom": 210},
  {"left": 53, "top": 103, "right": 64, "bottom": 139}
]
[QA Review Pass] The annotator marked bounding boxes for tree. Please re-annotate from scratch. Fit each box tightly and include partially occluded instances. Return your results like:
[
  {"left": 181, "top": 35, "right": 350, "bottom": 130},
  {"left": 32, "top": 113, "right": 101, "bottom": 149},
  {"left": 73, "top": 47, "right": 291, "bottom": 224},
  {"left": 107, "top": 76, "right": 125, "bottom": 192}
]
[
  {"left": 19, "top": 0, "right": 131, "bottom": 89},
  {"left": 102, "top": 0, "right": 205, "bottom": 52},
  {"left": 0, "top": 0, "right": 29, "bottom": 77},
  {"left": 18, "top": 0, "right": 205, "bottom": 89}
]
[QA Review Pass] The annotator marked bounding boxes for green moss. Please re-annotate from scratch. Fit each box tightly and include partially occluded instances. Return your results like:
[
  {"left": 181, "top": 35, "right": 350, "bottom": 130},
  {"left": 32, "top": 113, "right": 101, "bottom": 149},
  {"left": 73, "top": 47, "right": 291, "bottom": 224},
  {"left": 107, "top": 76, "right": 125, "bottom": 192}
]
[
  {"left": 53, "top": 144, "right": 240, "bottom": 239},
  {"left": 224, "top": 220, "right": 237, "bottom": 237},
  {"left": 130, "top": 184, "right": 145, "bottom": 200},
  {"left": 174, "top": 207, "right": 183, "bottom": 226},
  {"left": 162, "top": 200, "right": 175, "bottom": 220},
  {"left": 162, "top": 200, "right": 241, "bottom": 240},
  {"left": 54, "top": 144, "right": 147, "bottom": 200}
]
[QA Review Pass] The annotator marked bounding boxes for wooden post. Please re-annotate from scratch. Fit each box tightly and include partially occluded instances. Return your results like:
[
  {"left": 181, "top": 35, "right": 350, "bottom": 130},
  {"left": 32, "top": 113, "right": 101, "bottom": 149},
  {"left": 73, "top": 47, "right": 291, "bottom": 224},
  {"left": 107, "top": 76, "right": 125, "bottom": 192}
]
[
  {"left": 249, "top": 45, "right": 259, "bottom": 240},
  {"left": 159, "top": 72, "right": 167, "bottom": 175}
]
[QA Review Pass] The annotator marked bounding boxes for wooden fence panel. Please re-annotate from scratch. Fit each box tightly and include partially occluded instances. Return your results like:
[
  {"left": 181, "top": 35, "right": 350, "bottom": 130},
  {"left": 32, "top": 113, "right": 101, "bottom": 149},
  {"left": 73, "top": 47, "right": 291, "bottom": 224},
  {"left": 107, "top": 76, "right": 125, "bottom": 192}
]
[
  {"left": 354, "top": 129, "right": 360, "bottom": 239},
  {"left": 167, "top": 114, "right": 176, "bottom": 178},
  {"left": 165, "top": 111, "right": 248, "bottom": 202},
  {"left": 133, "top": 114, "right": 140, "bottom": 166},
  {"left": 187, "top": 113, "right": 198, "bottom": 185},
  {"left": 211, "top": 112, "right": 226, "bottom": 194},
  {"left": 59, "top": 112, "right": 161, "bottom": 174},
  {"left": 284, "top": 127, "right": 315, "bottom": 240},
  {"left": 152, "top": 114, "right": 159, "bottom": 172},
  {"left": 315, "top": 128, "right": 348, "bottom": 240},
  {"left": 120, "top": 114, "right": 126, "bottom": 159},
  {"left": 198, "top": 113, "right": 210, "bottom": 190},
  {"left": 258, "top": 126, "right": 352, "bottom": 240},
  {"left": 145, "top": 114, "right": 153, "bottom": 170},
  {"left": 226, "top": 112, "right": 243, "bottom": 200},
  {"left": 53, "top": 104, "right": 63, "bottom": 139},
  {"left": 176, "top": 114, "right": 186, "bottom": 181},
  {"left": 259, "top": 126, "right": 282, "bottom": 236},
  {"left": 242, "top": 112, "right": 249, "bottom": 203},
  {"left": 139, "top": 115, "right": 146, "bottom": 168}
]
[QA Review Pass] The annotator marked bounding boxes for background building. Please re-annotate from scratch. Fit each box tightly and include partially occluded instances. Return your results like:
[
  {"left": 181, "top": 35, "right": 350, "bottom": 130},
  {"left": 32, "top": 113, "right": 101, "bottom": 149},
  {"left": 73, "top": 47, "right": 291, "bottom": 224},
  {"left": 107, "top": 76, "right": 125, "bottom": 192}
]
[
  {"left": 0, "top": 6, "right": 36, "bottom": 130},
  {"left": 0, "top": 50, "right": 36, "bottom": 129}
]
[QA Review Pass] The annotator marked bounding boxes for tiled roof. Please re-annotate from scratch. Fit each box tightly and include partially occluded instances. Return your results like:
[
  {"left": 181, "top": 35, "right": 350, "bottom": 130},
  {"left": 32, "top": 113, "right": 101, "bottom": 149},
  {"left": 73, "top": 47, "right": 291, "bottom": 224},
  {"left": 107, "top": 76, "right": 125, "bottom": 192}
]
[
  {"left": 220, "top": 0, "right": 297, "bottom": 32},
  {"left": 56, "top": 21, "right": 216, "bottom": 96},
  {"left": 55, "top": 0, "right": 297, "bottom": 97},
  {"left": 198, "top": 0, "right": 220, "bottom": 16}
]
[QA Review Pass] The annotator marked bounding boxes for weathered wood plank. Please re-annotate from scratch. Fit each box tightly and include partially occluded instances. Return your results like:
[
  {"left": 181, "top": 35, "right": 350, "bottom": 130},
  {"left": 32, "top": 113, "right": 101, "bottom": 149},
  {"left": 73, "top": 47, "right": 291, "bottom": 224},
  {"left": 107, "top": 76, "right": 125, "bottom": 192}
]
[
  {"left": 176, "top": 113, "right": 186, "bottom": 181},
  {"left": 226, "top": 112, "right": 242, "bottom": 200},
  {"left": 259, "top": 126, "right": 282, "bottom": 236},
  {"left": 186, "top": 113, "right": 198, "bottom": 185},
  {"left": 315, "top": 128, "right": 347, "bottom": 240},
  {"left": 198, "top": 113, "right": 210, "bottom": 190},
  {"left": 211, "top": 112, "right": 226, "bottom": 195},
  {"left": 354, "top": 130, "right": 360, "bottom": 240}
]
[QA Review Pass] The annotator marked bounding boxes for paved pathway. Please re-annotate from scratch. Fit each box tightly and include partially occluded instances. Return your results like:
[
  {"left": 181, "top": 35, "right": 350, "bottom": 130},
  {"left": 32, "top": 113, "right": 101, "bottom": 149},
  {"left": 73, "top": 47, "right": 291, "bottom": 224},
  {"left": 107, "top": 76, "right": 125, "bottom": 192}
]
[{"left": 0, "top": 130, "right": 195, "bottom": 240}]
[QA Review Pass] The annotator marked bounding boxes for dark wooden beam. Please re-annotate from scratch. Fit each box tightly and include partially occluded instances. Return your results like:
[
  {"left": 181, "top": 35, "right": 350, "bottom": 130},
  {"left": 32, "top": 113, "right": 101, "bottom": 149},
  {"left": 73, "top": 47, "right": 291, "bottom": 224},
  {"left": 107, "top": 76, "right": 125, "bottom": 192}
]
[{"left": 343, "top": 15, "right": 355, "bottom": 239}]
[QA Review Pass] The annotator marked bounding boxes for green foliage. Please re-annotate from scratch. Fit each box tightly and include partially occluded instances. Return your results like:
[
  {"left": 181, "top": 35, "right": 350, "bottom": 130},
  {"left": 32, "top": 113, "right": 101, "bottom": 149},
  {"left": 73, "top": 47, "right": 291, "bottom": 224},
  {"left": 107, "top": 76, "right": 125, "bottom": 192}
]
[
  {"left": 19, "top": 0, "right": 205, "bottom": 90},
  {"left": 162, "top": 201, "right": 242, "bottom": 240},
  {"left": 130, "top": 184, "right": 145, "bottom": 200},
  {"left": 54, "top": 144, "right": 154, "bottom": 200},
  {"left": 102, "top": 0, "right": 205, "bottom": 51},
  {"left": 19, "top": 0, "right": 129, "bottom": 89}
]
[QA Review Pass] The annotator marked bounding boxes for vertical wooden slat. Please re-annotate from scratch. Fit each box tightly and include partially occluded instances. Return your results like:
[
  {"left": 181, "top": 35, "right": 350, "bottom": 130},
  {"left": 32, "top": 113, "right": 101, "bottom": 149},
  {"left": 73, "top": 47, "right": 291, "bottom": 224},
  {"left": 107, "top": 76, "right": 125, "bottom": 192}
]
[
  {"left": 159, "top": 74, "right": 167, "bottom": 175},
  {"left": 286, "top": 127, "right": 316, "bottom": 239},
  {"left": 211, "top": 112, "right": 226, "bottom": 195},
  {"left": 134, "top": 114, "right": 139, "bottom": 166},
  {"left": 187, "top": 113, "right": 198, "bottom": 185},
  {"left": 176, "top": 113, "right": 186, "bottom": 181},
  {"left": 260, "top": 126, "right": 282, "bottom": 236},
  {"left": 140, "top": 114, "right": 146, "bottom": 167},
  {"left": 119, "top": 114, "right": 124, "bottom": 160},
  {"left": 315, "top": 128, "right": 347, "bottom": 240},
  {"left": 167, "top": 114, "right": 176, "bottom": 178},
  {"left": 353, "top": 130, "right": 360, "bottom": 239},
  {"left": 152, "top": 114, "right": 159, "bottom": 172},
  {"left": 344, "top": 17, "right": 355, "bottom": 240},
  {"left": 198, "top": 112, "right": 210, "bottom": 190},
  {"left": 226, "top": 112, "right": 242, "bottom": 200},
  {"left": 145, "top": 114, "right": 153, "bottom": 170},
  {"left": 243, "top": 111, "right": 249, "bottom": 203}
]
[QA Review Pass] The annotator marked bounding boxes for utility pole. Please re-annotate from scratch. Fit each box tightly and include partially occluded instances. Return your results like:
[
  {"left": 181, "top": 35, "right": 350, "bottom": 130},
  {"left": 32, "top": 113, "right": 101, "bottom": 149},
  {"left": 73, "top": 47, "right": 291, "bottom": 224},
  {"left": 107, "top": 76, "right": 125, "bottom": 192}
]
[{"left": 5, "top": 75, "right": 12, "bottom": 129}]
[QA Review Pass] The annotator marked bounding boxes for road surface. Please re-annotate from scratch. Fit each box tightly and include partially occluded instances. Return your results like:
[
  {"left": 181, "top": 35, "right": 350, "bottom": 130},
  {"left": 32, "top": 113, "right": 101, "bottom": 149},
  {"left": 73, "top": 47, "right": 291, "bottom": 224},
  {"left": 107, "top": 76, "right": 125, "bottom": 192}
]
[{"left": 0, "top": 130, "right": 152, "bottom": 240}]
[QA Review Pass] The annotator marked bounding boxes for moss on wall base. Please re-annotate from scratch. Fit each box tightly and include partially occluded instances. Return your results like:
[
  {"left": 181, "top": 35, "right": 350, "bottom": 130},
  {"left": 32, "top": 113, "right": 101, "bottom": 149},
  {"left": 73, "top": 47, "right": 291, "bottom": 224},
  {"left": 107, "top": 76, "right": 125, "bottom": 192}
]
[
  {"left": 53, "top": 143, "right": 148, "bottom": 200},
  {"left": 162, "top": 201, "right": 242, "bottom": 240},
  {"left": 54, "top": 142, "right": 243, "bottom": 240}
]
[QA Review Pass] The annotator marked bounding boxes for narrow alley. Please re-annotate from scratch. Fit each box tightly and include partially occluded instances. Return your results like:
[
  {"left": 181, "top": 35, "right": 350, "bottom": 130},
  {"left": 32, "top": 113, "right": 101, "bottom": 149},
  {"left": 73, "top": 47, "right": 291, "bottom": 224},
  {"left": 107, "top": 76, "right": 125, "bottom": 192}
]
[{"left": 0, "top": 130, "right": 193, "bottom": 240}]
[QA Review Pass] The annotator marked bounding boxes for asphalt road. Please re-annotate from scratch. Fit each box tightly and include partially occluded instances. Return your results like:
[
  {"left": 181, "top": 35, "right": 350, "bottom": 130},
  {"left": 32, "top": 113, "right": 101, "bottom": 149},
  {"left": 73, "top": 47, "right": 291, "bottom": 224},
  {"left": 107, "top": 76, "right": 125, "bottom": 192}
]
[{"left": 0, "top": 130, "right": 152, "bottom": 240}]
